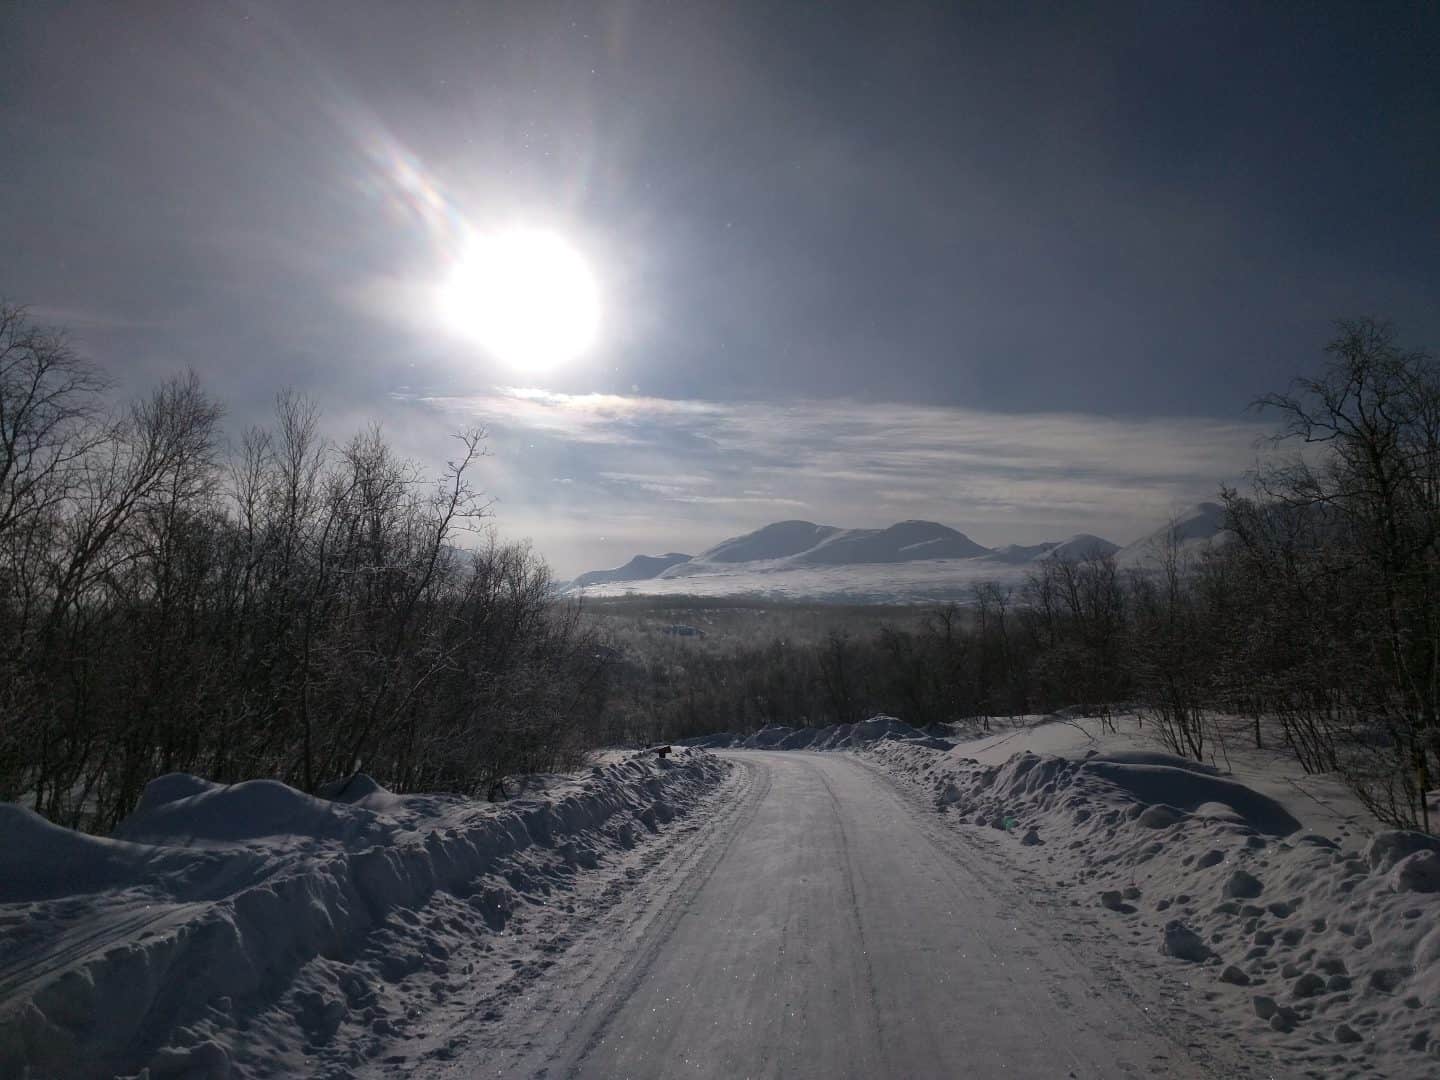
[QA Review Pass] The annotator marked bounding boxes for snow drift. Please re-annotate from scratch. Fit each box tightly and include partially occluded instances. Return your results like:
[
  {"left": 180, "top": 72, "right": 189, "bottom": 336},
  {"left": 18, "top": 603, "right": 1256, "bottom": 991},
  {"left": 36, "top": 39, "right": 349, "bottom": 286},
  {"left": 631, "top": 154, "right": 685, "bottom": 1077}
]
[
  {"left": 0, "top": 751, "right": 728, "bottom": 1079},
  {"left": 864, "top": 737, "right": 1440, "bottom": 1074}
]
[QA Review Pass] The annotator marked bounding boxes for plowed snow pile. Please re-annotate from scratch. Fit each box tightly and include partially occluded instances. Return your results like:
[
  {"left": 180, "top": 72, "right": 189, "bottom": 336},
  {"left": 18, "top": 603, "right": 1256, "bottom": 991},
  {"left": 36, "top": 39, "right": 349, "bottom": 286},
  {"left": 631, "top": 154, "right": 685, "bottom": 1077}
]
[
  {"left": 863, "top": 729, "right": 1440, "bottom": 1078},
  {"left": 0, "top": 750, "right": 728, "bottom": 1079}
]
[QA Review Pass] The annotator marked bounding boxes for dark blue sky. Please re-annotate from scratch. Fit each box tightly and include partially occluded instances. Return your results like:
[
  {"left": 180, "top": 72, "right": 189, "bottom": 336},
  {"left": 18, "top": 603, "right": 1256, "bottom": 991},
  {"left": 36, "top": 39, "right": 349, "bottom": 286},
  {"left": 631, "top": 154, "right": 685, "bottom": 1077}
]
[{"left": 3, "top": 1, "right": 1437, "bottom": 573}]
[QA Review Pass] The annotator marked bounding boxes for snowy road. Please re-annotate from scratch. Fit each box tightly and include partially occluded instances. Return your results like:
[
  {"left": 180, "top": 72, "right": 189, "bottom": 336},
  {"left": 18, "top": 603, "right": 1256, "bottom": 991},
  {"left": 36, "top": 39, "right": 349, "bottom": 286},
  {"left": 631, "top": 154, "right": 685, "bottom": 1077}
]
[{"left": 427, "top": 751, "right": 1234, "bottom": 1079}]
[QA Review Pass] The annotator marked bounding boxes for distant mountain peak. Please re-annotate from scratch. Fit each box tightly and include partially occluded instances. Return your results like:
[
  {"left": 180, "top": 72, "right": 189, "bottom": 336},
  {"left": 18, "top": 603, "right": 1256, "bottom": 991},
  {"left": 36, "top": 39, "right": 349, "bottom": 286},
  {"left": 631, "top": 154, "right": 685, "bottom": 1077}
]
[
  {"left": 1114, "top": 504, "right": 1231, "bottom": 568},
  {"left": 988, "top": 541, "right": 1060, "bottom": 564},
  {"left": 798, "top": 520, "right": 989, "bottom": 564},
  {"left": 698, "top": 520, "right": 842, "bottom": 563},
  {"left": 1040, "top": 534, "right": 1122, "bottom": 562},
  {"left": 570, "top": 551, "right": 693, "bottom": 590},
  {"left": 568, "top": 517, "right": 1002, "bottom": 591},
  {"left": 559, "top": 508, "right": 1228, "bottom": 601}
]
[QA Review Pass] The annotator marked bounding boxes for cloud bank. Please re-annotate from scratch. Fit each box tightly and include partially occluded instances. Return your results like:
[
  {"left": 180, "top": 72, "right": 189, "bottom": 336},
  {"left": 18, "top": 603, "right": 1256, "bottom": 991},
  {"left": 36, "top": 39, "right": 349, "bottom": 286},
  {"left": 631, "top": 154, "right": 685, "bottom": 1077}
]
[{"left": 400, "top": 388, "right": 1269, "bottom": 577}]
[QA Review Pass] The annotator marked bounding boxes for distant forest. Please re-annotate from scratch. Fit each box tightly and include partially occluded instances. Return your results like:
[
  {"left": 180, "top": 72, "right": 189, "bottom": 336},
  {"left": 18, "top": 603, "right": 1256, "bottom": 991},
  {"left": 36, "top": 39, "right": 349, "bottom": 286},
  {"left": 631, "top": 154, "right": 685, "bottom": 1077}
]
[{"left": 3, "top": 306, "right": 1437, "bottom": 833}]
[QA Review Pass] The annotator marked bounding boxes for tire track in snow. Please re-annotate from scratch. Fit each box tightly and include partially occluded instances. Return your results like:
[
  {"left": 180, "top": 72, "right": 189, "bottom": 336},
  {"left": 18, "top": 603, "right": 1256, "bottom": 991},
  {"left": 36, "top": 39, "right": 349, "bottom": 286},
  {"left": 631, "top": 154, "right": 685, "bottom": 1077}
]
[
  {"left": 401, "top": 755, "right": 765, "bottom": 1077},
  {"left": 543, "top": 756, "right": 770, "bottom": 1076},
  {"left": 808, "top": 758, "right": 889, "bottom": 1067}
]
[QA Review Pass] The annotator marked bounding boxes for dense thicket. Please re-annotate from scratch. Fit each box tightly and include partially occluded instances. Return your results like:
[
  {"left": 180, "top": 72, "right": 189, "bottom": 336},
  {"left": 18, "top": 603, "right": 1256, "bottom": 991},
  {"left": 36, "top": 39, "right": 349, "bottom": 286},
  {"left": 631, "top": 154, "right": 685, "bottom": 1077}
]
[
  {"left": 596, "top": 321, "right": 1439, "bottom": 831},
  {"left": 0, "top": 305, "right": 606, "bottom": 832}
]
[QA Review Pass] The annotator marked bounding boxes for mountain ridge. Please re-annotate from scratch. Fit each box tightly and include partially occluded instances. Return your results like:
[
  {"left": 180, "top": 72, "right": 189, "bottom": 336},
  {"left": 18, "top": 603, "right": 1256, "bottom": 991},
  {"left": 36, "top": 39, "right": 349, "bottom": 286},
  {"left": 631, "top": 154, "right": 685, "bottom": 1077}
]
[
  {"left": 562, "top": 506, "right": 1230, "bottom": 600},
  {"left": 570, "top": 552, "right": 693, "bottom": 590}
]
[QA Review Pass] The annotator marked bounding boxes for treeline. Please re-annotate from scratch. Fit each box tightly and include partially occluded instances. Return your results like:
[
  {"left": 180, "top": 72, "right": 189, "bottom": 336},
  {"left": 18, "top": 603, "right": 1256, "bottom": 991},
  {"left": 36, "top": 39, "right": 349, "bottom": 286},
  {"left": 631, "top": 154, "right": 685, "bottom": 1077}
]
[
  {"left": 600, "top": 320, "right": 1439, "bottom": 832},
  {"left": 0, "top": 304, "right": 606, "bottom": 833},
  {"left": 595, "top": 565, "right": 1140, "bottom": 756}
]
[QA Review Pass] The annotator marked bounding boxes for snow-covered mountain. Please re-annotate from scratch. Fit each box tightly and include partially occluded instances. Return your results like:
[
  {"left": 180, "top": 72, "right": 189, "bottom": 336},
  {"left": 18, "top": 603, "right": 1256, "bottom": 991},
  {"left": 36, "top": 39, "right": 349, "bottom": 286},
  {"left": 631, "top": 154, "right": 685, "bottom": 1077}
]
[
  {"left": 797, "top": 520, "right": 991, "bottom": 563},
  {"left": 698, "top": 520, "right": 842, "bottom": 563},
  {"left": 563, "top": 508, "right": 1229, "bottom": 602},
  {"left": 655, "top": 519, "right": 992, "bottom": 581},
  {"left": 987, "top": 541, "right": 1060, "bottom": 563},
  {"left": 688, "top": 519, "right": 990, "bottom": 568},
  {"left": 1114, "top": 502, "right": 1230, "bottom": 569},
  {"left": 570, "top": 552, "right": 693, "bottom": 589},
  {"left": 1043, "top": 533, "right": 1121, "bottom": 563},
  {"left": 566, "top": 518, "right": 1116, "bottom": 601}
]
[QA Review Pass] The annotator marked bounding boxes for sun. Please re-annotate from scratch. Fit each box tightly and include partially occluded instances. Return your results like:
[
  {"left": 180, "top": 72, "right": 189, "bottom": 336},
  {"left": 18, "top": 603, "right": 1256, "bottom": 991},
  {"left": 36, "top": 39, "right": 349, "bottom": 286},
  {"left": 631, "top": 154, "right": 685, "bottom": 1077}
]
[{"left": 438, "top": 229, "right": 600, "bottom": 371}]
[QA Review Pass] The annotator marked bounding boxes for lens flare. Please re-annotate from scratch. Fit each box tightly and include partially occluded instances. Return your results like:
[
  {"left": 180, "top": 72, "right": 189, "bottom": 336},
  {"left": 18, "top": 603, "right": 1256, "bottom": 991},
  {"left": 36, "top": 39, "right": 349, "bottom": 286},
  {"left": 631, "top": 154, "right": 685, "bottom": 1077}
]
[{"left": 438, "top": 230, "right": 600, "bottom": 371}]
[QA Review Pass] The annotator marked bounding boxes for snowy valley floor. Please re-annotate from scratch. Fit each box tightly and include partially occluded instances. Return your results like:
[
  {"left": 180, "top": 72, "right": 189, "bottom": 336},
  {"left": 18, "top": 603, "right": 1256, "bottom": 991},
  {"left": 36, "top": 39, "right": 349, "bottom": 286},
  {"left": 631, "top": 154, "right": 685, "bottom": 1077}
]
[{"left": 3, "top": 717, "right": 1439, "bottom": 1078}]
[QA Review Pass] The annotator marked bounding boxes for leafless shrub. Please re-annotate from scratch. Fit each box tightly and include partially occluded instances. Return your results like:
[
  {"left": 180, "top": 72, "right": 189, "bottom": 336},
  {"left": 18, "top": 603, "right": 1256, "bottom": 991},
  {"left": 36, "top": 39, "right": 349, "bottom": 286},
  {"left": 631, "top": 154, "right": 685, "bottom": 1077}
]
[{"left": 0, "top": 304, "right": 606, "bottom": 831}]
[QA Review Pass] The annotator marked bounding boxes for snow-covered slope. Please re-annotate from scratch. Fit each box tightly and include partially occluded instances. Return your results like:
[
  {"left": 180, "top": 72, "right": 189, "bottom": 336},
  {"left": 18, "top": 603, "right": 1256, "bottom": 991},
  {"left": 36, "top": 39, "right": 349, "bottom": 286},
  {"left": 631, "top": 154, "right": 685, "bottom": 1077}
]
[
  {"left": 987, "top": 540, "right": 1061, "bottom": 563},
  {"left": 860, "top": 716, "right": 1440, "bottom": 1077},
  {"left": 0, "top": 753, "right": 729, "bottom": 1079},
  {"left": 566, "top": 518, "right": 1010, "bottom": 600},
  {"left": 1041, "top": 532, "right": 1122, "bottom": 563},
  {"left": 570, "top": 552, "right": 692, "bottom": 589},
  {"left": 562, "top": 508, "right": 1232, "bottom": 602},
  {"left": 685, "top": 518, "right": 989, "bottom": 568},
  {"left": 795, "top": 520, "right": 990, "bottom": 563},
  {"left": 584, "top": 558, "right": 1033, "bottom": 602},
  {"left": 695, "top": 520, "right": 842, "bottom": 563},
  {"left": 567, "top": 518, "right": 1043, "bottom": 600},
  {"left": 1115, "top": 502, "right": 1231, "bottom": 569}
]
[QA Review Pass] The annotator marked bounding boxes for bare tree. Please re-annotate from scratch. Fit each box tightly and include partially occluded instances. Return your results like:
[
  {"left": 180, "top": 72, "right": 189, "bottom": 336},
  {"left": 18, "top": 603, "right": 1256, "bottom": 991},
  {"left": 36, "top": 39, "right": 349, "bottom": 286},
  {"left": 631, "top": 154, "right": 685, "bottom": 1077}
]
[{"left": 1235, "top": 318, "right": 1440, "bottom": 828}]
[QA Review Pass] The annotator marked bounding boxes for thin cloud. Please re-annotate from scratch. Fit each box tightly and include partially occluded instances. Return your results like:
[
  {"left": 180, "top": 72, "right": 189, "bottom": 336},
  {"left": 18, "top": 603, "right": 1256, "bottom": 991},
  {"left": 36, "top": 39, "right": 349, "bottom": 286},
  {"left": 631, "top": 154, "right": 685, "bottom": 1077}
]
[{"left": 410, "top": 387, "right": 1269, "bottom": 559}]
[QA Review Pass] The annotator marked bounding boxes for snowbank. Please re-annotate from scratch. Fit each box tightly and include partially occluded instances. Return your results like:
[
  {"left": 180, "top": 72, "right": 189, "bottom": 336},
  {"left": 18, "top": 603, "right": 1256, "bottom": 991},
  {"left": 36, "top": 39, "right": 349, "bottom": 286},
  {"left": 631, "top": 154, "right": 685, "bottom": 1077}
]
[
  {"left": 863, "top": 735, "right": 1440, "bottom": 1075},
  {"left": 0, "top": 750, "right": 728, "bottom": 1079}
]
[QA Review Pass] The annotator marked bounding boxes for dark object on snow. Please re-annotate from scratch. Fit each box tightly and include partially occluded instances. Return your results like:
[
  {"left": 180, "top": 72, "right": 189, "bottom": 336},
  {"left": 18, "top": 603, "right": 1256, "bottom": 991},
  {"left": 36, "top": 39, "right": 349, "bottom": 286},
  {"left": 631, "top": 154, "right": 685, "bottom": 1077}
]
[
  {"left": 1160, "top": 920, "right": 1212, "bottom": 962},
  {"left": 648, "top": 745, "right": 673, "bottom": 758}
]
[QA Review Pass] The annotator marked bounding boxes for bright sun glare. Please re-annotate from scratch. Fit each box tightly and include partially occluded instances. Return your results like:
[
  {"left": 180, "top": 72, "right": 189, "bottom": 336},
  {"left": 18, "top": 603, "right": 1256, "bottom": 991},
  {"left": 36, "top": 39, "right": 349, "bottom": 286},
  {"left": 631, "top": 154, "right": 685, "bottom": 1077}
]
[{"left": 438, "top": 229, "right": 600, "bottom": 371}]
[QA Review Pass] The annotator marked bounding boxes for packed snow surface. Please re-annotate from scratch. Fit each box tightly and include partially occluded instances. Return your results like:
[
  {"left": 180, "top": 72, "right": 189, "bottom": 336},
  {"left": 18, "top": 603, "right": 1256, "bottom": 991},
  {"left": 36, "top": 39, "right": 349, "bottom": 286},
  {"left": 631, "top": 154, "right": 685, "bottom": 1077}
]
[
  {"left": 413, "top": 750, "right": 1244, "bottom": 1078},
  {"left": 8, "top": 709, "right": 1435, "bottom": 1077},
  {"left": 682, "top": 711, "right": 1440, "bottom": 1076},
  {"left": 0, "top": 751, "right": 728, "bottom": 1079}
]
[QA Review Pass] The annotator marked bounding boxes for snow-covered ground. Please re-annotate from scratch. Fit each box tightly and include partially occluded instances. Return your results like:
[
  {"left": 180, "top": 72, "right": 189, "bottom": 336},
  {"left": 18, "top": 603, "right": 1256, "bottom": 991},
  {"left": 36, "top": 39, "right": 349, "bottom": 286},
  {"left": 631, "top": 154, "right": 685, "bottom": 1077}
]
[
  {"left": 861, "top": 715, "right": 1440, "bottom": 1078},
  {"left": 568, "top": 555, "right": 1039, "bottom": 603},
  {"left": 5, "top": 711, "right": 1436, "bottom": 1078},
  {"left": 474, "top": 750, "right": 1241, "bottom": 1079},
  {"left": 0, "top": 751, "right": 730, "bottom": 1079}
]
